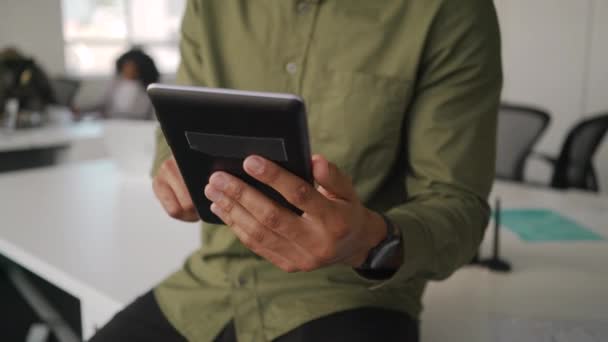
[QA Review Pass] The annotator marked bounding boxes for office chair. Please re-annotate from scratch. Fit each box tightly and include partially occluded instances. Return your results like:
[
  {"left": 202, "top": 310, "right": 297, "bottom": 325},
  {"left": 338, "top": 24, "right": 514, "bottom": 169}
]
[
  {"left": 471, "top": 104, "right": 549, "bottom": 265},
  {"left": 50, "top": 77, "right": 81, "bottom": 107},
  {"left": 534, "top": 113, "right": 608, "bottom": 192},
  {"left": 495, "top": 103, "right": 551, "bottom": 182}
]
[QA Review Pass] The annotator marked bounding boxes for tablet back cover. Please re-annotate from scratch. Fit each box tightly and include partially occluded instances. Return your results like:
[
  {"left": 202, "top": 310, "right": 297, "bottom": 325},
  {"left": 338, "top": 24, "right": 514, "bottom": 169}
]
[{"left": 148, "top": 85, "right": 312, "bottom": 224}]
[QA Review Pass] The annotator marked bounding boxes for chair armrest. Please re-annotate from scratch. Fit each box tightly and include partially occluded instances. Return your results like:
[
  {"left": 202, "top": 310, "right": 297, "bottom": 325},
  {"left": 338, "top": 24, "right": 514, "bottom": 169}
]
[
  {"left": 7, "top": 267, "right": 80, "bottom": 342},
  {"left": 530, "top": 152, "right": 558, "bottom": 166}
]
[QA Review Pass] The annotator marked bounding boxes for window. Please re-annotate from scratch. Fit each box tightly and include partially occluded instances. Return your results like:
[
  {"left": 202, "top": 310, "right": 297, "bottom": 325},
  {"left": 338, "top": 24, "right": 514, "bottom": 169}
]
[{"left": 61, "top": 0, "right": 186, "bottom": 76}]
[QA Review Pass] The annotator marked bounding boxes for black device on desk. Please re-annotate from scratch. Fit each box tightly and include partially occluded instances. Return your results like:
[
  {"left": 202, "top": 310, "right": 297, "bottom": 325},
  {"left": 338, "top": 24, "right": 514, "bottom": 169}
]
[{"left": 147, "top": 84, "right": 313, "bottom": 224}]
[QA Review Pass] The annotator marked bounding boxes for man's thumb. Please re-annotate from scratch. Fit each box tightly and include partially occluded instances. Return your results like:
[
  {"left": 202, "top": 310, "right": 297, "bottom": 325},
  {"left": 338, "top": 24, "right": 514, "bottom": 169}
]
[{"left": 312, "top": 154, "right": 356, "bottom": 201}]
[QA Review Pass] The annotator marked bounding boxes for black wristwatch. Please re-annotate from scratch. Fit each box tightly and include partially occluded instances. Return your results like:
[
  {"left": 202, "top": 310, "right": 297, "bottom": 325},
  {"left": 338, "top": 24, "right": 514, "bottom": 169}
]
[{"left": 358, "top": 214, "right": 402, "bottom": 270}]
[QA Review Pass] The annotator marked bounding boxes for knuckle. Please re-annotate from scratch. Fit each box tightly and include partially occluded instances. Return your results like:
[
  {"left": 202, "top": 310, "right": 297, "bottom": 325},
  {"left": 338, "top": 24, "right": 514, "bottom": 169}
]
[
  {"left": 265, "top": 165, "right": 281, "bottom": 183},
  {"left": 332, "top": 226, "right": 350, "bottom": 240},
  {"left": 282, "top": 223, "right": 301, "bottom": 241},
  {"left": 240, "top": 234, "right": 256, "bottom": 249},
  {"left": 289, "top": 183, "right": 313, "bottom": 206},
  {"left": 317, "top": 202, "right": 335, "bottom": 223},
  {"left": 315, "top": 244, "right": 336, "bottom": 263},
  {"left": 219, "top": 197, "right": 235, "bottom": 213},
  {"left": 250, "top": 228, "right": 266, "bottom": 244},
  {"left": 261, "top": 209, "right": 281, "bottom": 229},
  {"left": 226, "top": 181, "right": 244, "bottom": 200},
  {"left": 330, "top": 216, "right": 350, "bottom": 239}
]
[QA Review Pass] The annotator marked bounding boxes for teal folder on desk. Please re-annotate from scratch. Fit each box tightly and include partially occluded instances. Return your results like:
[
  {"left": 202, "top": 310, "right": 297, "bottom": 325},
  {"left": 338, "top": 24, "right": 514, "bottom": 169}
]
[{"left": 500, "top": 209, "right": 604, "bottom": 242}]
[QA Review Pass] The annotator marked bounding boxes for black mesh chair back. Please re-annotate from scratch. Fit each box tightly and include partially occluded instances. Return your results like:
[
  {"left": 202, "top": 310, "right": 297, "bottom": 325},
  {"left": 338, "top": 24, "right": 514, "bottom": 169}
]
[
  {"left": 551, "top": 113, "right": 608, "bottom": 192},
  {"left": 496, "top": 104, "right": 551, "bottom": 181},
  {"left": 50, "top": 77, "right": 81, "bottom": 107}
]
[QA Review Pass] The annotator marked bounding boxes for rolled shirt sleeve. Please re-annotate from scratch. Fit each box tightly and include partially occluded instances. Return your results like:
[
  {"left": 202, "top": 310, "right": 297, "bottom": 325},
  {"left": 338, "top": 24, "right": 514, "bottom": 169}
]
[{"left": 368, "top": 0, "right": 503, "bottom": 288}]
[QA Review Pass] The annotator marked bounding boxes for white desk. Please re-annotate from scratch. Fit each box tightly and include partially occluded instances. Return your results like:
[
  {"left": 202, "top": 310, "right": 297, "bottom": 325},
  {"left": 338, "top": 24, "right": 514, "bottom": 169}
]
[
  {"left": 0, "top": 121, "right": 107, "bottom": 172},
  {"left": 0, "top": 160, "right": 199, "bottom": 339},
  {"left": 421, "top": 182, "right": 608, "bottom": 341},
  {"left": 0, "top": 121, "right": 103, "bottom": 153},
  {"left": 1, "top": 160, "right": 607, "bottom": 341}
]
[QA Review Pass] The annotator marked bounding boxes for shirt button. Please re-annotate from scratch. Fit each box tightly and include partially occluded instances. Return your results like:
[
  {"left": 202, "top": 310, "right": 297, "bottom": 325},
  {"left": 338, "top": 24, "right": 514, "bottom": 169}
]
[
  {"left": 237, "top": 276, "right": 247, "bottom": 287},
  {"left": 296, "top": 2, "right": 309, "bottom": 15},
  {"left": 285, "top": 62, "right": 297, "bottom": 75}
]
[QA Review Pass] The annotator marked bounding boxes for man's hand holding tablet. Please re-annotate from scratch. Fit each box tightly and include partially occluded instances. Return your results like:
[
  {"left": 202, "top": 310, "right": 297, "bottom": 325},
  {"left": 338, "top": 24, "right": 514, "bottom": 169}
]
[
  {"left": 149, "top": 85, "right": 399, "bottom": 272},
  {"left": 153, "top": 153, "right": 392, "bottom": 271}
]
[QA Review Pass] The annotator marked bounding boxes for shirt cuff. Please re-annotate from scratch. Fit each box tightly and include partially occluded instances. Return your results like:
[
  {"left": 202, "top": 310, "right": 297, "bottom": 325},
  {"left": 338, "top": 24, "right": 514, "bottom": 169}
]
[{"left": 352, "top": 209, "right": 431, "bottom": 290}]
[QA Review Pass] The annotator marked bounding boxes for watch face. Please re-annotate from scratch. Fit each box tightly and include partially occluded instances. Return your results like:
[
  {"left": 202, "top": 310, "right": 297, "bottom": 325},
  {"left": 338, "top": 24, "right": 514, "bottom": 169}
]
[
  {"left": 369, "top": 238, "right": 401, "bottom": 269},
  {"left": 360, "top": 214, "right": 401, "bottom": 270}
]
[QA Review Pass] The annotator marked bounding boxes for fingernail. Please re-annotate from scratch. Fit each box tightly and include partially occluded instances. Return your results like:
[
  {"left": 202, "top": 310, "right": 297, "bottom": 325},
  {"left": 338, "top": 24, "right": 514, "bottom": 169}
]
[
  {"left": 205, "top": 185, "right": 222, "bottom": 202},
  {"left": 210, "top": 173, "right": 227, "bottom": 190},
  {"left": 245, "top": 156, "right": 264, "bottom": 175}
]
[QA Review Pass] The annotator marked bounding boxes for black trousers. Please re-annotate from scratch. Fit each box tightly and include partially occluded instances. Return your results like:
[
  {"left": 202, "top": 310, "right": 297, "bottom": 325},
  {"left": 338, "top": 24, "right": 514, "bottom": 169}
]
[{"left": 90, "top": 291, "right": 419, "bottom": 342}]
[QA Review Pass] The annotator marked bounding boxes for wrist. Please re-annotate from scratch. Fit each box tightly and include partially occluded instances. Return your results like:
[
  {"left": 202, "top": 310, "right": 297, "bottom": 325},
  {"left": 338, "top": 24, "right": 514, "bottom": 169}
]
[
  {"left": 366, "top": 210, "right": 388, "bottom": 250},
  {"left": 358, "top": 211, "right": 404, "bottom": 270},
  {"left": 347, "top": 210, "right": 387, "bottom": 268}
]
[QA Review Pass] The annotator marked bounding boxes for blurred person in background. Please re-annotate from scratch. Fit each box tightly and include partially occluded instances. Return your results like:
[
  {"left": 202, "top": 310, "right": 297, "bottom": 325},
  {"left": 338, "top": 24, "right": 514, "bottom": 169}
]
[{"left": 80, "top": 48, "right": 159, "bottom": 120}]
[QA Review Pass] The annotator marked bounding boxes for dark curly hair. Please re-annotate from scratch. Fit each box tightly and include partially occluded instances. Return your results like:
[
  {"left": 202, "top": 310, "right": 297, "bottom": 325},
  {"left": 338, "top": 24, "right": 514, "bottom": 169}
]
[{"left": 115, "top": 48, "right": 160, "bottom": 88}]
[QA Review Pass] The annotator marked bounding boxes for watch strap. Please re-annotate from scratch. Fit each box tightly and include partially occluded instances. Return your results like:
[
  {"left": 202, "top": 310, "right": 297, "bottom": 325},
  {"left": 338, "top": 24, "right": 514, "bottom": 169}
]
[{"left": 359, "top": 214, "right": 401, "bottom": 270}]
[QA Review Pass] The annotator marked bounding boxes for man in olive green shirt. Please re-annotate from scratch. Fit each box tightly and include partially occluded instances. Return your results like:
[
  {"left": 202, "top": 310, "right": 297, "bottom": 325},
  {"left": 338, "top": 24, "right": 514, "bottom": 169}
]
[{"left": 91, "top": 1, "right": 501, "bottom": 341}]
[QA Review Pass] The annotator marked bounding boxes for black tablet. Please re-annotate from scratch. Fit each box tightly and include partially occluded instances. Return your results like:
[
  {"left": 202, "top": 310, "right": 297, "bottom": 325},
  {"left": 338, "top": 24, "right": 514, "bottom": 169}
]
[{"left": 147, "top": 84, "right": 313, "bottom": 224}]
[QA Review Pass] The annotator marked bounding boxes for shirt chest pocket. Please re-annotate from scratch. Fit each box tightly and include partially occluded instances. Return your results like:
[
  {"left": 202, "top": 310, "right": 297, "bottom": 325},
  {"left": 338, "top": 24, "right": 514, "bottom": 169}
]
[{"left": 305, "top": 70, "right": 414, "bottom": 178}]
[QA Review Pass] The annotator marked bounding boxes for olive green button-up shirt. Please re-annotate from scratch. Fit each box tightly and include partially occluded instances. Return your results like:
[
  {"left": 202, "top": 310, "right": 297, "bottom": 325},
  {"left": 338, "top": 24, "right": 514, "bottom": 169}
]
[{"left": 151, "top": 1, "right": 502, "bottom": 341}]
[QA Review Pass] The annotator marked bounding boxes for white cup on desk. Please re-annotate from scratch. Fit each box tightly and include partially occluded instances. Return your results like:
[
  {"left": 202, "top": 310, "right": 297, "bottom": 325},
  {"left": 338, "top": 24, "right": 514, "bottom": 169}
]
[{"left": 3, "top": 98, "right": 19, "bottom": 131}]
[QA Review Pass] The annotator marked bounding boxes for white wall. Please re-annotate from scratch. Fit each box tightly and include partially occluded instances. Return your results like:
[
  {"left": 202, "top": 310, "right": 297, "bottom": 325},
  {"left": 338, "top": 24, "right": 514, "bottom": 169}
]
[
  {"left": 0, "top": 0, "right": 65, "bottom": 75},
  {"left": 586, "top": 1, "right": 608, "bottom": 115},
  {"left": 0, "top": 0, "right": 108, "bottom": 107},
  {"left": 587, "top": 1, "right": 608, "bottom": 193},
  {"left": 498, "top": 0, "right": 589, "bottom": 155},
  {"left": 495, "top": 0, "right": 608, "bottom": 191}
]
